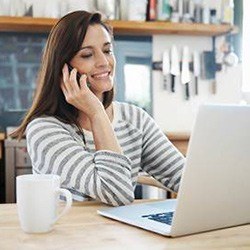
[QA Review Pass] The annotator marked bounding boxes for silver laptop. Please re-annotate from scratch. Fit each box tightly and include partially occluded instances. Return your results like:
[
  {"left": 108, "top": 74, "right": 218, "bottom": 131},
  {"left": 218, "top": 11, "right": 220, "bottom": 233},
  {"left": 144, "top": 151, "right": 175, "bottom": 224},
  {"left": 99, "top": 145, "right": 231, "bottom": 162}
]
[{"left": 98, "top": 104, "right": 250, "bottom": 237}]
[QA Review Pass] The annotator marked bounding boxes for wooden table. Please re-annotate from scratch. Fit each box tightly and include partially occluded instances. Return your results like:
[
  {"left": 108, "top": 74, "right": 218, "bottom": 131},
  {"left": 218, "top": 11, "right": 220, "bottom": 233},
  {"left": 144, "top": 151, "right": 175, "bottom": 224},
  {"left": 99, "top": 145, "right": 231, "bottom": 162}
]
[{"left": 1, "top": 200, "right": 250, "bottom": 250}]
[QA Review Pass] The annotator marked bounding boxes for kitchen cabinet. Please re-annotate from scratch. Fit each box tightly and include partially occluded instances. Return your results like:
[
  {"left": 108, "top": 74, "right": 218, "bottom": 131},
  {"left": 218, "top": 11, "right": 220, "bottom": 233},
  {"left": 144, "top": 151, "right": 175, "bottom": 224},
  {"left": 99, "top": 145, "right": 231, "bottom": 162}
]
[
  {"left": 5, "top": 139, "right": 32, "bottom": 203},
  {"left": 0, "top": 16, "right": 238, "bottom": 36}
]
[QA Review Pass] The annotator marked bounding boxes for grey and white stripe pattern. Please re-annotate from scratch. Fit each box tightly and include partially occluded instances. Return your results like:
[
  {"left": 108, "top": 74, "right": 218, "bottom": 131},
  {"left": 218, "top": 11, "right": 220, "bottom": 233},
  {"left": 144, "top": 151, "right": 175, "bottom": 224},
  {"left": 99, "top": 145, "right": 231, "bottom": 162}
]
[{"left": 26, "top": 102, "right": 185, "bottom": 206}]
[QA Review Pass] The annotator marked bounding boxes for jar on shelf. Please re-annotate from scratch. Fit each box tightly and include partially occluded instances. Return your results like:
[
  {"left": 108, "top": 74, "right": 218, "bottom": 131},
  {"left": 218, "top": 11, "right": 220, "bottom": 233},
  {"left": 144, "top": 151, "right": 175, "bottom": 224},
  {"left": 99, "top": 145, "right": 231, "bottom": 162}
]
[{"left": 221, "top": 0, "right": 234, "bottom": 25}]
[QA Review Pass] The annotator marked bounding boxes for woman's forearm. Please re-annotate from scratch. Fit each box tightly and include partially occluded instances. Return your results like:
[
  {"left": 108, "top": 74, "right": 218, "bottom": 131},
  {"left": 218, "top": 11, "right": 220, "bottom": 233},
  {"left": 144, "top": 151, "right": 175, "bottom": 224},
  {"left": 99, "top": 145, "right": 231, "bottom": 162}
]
[{"left": 90, "top": 111, "right": 123, "bottom": 154}]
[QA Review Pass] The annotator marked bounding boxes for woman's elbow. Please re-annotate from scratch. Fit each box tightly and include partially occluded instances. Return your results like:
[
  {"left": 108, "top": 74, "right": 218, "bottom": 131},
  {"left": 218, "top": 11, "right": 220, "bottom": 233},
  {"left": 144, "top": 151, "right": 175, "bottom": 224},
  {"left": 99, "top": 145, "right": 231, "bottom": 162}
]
[
  {"left": 119, "top": 194, "right": 135, "bottom": 206},
  {"left": 107, "top": 193, "right": 135, "bottom": 207}
]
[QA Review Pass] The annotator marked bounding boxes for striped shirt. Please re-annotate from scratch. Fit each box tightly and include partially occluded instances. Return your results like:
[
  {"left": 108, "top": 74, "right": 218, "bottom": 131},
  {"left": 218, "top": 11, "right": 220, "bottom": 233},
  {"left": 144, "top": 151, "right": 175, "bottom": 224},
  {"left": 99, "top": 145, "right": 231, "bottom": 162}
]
[{"left": 26, "top": 101, "right": 185, "bottom": 206}]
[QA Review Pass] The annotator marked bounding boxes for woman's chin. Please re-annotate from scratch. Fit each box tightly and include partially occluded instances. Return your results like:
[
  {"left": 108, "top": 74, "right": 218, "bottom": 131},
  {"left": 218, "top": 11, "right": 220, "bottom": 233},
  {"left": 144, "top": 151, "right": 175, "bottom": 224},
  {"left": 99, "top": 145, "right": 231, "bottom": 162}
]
[{"left": 90, "top": 81, "right": 113, "bottom": 92}]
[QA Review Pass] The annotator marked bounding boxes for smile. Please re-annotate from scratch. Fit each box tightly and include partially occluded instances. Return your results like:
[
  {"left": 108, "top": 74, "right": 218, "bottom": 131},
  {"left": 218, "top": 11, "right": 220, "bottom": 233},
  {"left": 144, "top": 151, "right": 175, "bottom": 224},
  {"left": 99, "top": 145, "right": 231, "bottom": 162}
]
[{"left": 91, "top": 71, "right": 111, "bottom": 80}]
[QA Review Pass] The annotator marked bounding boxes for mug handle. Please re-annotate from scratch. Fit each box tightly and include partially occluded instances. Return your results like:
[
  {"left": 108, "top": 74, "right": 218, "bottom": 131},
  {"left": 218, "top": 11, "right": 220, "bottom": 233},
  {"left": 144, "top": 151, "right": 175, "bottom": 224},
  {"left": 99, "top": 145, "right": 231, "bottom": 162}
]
[{"left": 54, "top": 188, "right": 72, "bottom": 223}]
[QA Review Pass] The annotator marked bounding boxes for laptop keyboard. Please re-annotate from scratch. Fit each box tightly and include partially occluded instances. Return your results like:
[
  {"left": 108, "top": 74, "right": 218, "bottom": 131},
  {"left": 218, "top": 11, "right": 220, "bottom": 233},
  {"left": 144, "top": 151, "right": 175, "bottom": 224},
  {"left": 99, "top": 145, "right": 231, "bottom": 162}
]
[{"left": 142, "top": 211, "right": 174, "bottom": 225}]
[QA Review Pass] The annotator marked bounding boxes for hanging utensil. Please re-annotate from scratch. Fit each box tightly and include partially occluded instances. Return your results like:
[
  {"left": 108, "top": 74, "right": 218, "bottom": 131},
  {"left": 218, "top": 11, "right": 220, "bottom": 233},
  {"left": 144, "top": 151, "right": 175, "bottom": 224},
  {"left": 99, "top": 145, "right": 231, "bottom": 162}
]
[
  {"left": 223, "top": 34, "right": 239, "bottom": 67},
  {"left": 181, "top": 46, "right": 191, "bottom": 100},
  {"left": 193, "top": 51, "right": 200, "bottom": 95},
  {"left": 201, "top": 51, "right": 217, "bottom": 94},
  {"left": 170, "top": 45, "right": 180, "bottom": 93},
  {"left": 162, "top": 49, "right": 170, "bottom": 90}
]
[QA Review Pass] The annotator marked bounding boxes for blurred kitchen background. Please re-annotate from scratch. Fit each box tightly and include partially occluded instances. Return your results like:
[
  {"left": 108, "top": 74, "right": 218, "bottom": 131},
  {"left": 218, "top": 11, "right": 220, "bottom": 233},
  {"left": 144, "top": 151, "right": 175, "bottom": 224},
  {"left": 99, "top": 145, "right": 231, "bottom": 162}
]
[{"left": 0, "top": 0, "right": 248, "bottom": 203}]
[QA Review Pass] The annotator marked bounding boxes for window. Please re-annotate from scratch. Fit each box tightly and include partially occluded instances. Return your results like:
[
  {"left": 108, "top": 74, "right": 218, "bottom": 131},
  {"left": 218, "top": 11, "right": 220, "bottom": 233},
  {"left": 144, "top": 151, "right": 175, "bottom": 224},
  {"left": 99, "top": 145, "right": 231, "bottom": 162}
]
[
  {"left": 124, "top": 61, "right": 151, "bottom": 111},
  {"left": 0, "top": 33, "right": 47, "bottom": 131},
  {"left": 114, "top": 37, "right": 152, "bottom": 114}
]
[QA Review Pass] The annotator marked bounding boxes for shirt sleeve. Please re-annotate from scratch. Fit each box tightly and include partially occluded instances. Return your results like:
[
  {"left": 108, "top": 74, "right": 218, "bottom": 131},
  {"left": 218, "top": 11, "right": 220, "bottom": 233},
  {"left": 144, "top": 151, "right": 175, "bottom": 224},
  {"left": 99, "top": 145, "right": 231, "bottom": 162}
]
[
  {"left": 26, "top": 118, "right": 134, "bottom": 206},
  {"left": 140, "top": 110, "right": 185, "bottom": 193}
]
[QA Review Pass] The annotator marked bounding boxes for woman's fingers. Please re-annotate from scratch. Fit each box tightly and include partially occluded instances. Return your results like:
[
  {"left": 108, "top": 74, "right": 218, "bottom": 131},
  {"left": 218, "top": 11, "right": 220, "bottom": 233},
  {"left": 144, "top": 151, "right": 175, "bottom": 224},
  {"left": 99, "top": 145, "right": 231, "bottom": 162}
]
[
  {"left": 60, "top": 63, "right": 96, "bottom": 111},
  {"left": 79, "top": 74, "right": 88, "bottom": 89},
  {"left": 61, "top": 81, "right": 67, "bottom": 96},
  {"left": 62, "top": 64, "right": 81, "bottom": 92},
  {"left": 69, "top": 67, "right": 78, "bottom": 87},
  {"left": 61, "top": 64, "right": 72, "bottom": 92},
  {"left": 61, "top": 63, "right": 91, "bottom": 104},
  {"left": 62, "top": 64, "right": 69, "bottom": 82}
]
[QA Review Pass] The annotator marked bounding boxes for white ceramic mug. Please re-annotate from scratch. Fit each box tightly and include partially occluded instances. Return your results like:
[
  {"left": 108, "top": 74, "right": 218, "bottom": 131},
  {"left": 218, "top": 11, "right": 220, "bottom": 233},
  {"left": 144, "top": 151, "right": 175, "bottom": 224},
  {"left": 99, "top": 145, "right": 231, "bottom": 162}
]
[{"left": 16, "top": 174, "right": 72, "bottom": 233}]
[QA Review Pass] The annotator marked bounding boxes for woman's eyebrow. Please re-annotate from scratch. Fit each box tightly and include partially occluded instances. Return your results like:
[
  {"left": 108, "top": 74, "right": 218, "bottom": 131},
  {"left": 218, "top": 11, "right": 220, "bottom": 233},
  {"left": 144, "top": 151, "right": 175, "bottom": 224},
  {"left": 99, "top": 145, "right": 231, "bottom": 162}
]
[
  {"left": 103, "top": 42, "right": 112, "bottom": 47},
  {"left": 79, "top": 46, "right": 93, "bottom": 51},
  {"left": 79, "top": 42, "right": 112, "bottom": 51}
]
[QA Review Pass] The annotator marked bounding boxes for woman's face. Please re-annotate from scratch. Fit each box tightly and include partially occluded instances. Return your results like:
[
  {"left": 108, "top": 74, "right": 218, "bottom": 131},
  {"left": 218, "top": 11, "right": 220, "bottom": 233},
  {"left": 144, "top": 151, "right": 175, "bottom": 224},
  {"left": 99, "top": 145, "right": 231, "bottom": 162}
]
[{"left": 70, "top": 24, "right": 115, "bottom": 98}]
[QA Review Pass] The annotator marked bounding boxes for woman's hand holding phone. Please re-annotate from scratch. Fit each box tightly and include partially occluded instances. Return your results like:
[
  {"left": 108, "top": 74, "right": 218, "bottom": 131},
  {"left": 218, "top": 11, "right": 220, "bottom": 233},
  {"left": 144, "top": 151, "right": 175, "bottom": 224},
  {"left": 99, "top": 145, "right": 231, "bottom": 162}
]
[
  {"left": 67, "top": 64, "right": 82, "bottom": 86},
  {"left": 61, "top": 64, "right": 105, "bottom": 118},
  {"left": 68, "top": 64, "right": 91, "bottom": 88}
]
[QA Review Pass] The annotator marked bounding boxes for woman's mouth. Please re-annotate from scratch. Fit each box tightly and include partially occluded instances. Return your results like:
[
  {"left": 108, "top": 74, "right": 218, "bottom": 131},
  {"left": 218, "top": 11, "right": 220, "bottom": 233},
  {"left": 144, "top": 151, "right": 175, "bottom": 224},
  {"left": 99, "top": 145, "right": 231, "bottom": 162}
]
[{"left": 91, "top": 71, "right": 111, "bottom": 80}]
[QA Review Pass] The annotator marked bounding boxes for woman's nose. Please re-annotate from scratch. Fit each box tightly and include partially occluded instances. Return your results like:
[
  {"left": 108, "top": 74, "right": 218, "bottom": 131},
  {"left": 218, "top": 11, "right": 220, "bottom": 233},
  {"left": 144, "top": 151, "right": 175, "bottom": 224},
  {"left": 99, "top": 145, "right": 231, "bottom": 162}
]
[{"left": 95, "top": 52, "right": 109, "bottom": 67}]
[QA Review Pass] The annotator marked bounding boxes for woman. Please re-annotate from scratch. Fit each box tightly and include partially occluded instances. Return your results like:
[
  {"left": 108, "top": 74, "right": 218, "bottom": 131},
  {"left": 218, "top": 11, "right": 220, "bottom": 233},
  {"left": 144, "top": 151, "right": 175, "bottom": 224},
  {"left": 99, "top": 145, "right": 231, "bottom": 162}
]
[{"left": 12, "top": 11, "right": 185, "bottom": 206}]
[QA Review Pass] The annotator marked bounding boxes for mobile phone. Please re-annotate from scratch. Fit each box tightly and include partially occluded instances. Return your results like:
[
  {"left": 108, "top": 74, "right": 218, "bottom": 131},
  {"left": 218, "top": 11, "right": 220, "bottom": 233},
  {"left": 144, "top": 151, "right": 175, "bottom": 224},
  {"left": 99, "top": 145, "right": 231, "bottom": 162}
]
[
  {"left": 68, "top": 64, "right": 82, "bottom": 86},
  {"left": 67, "top": 64, "right": 91, "bottom": 88}
]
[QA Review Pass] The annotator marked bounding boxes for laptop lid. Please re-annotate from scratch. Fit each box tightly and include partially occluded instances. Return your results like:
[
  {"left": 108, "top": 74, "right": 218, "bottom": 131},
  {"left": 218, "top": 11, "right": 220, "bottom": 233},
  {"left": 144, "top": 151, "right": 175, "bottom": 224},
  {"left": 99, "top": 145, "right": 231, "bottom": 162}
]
[{"left": 171, "top": 104, "right": 250, "bottom": 236}]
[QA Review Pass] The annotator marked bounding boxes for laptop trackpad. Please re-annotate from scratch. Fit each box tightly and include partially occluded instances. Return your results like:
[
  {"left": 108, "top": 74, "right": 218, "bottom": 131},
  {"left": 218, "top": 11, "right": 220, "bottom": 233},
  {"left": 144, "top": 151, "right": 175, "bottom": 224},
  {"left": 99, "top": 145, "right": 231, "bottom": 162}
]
[{"left": 144, "top": 199, "right": 177, "bottom": 211}]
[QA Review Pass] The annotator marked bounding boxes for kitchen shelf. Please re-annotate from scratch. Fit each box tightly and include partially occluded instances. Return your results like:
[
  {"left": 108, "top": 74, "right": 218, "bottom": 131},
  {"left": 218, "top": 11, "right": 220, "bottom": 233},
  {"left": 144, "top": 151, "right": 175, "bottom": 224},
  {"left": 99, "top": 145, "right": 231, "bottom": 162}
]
[
  {"left": 0, "top": 16, "right": 237, "bottom": 36},
  {"left": 110, "top": 20, "right": 237, "bottom": 36}
]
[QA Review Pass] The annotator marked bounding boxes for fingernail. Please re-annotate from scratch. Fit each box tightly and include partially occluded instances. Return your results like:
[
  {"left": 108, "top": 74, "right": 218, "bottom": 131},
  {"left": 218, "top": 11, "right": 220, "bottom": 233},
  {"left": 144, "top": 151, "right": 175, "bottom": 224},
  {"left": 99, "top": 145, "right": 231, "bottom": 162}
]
[{"left": 80, "top": 74, "right": 87, "bottom": 80}]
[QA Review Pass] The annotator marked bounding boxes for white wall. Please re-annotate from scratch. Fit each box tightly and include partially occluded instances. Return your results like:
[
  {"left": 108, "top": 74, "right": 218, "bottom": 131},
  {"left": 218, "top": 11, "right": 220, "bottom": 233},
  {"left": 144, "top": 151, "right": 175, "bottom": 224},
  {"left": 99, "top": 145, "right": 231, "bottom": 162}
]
[
  {"left": 23, "top": 0, "right": 95, "bottom": 18},
  {"left": 152, "top": 35, "right": 242, "bottom": 133}
]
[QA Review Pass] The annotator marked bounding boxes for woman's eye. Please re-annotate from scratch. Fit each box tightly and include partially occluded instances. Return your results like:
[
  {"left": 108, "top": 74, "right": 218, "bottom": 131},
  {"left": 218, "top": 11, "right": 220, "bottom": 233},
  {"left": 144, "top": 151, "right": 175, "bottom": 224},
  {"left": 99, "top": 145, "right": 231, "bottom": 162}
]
[
  {"left": 80, "top": 54, "right": 92, "bottom": 58},
  {"left": 104, "top": 49, "right": 113, "bottom": 54}
]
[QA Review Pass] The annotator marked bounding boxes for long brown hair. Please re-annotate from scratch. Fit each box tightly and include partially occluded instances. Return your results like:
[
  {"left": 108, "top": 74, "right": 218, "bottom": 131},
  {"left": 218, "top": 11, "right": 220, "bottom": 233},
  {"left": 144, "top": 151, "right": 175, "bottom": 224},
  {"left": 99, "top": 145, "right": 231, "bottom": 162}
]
[{"left": 11, "top": 11, "right": 114, "bottom": 140}]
